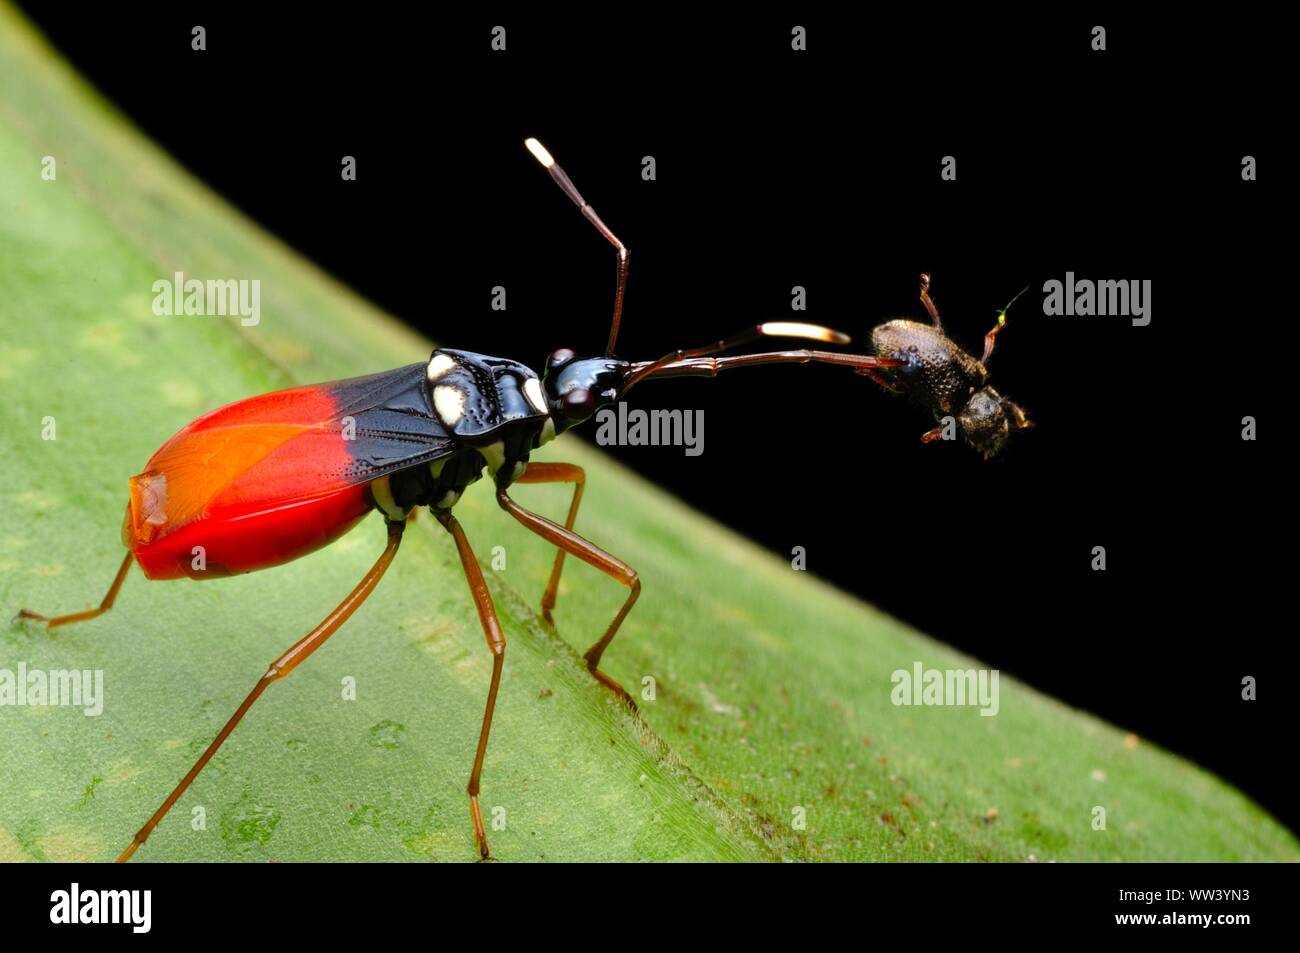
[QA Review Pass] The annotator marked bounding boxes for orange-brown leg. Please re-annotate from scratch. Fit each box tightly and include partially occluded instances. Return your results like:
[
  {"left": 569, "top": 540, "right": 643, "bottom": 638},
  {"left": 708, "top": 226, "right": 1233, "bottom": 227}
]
[
  {"left": 511, "top": 462, "right": 585, "bottom": 624},
  {"left": 496, "top": 487, "right": 639, "bottom": 709},
  {"left": 980, "top": 319, "right": 1005, "bottom": 365},
  {"left": 18, "top": 551, "right": 134, "bottom": 629},
  {"left": 117, "top": 519, "right": 405, "bottom": 862},
  {"left": 855, "top": 366, "right": 902, "bottom": 393},
  {"left": 919, "top": 272, "right": 943, "bottom": 329},
  {"left": 432, "top": 508, "right": 505, "bottom": 860}
]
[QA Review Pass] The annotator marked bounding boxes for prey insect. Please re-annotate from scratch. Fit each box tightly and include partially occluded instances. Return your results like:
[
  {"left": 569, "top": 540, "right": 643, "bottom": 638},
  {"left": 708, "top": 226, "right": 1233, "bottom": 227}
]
[
  {"left": 863, "top": 274, "right": 1034, "bottom": 459},
  {"left": 17, "top": 137, "right": 901, "bottom": 862}
]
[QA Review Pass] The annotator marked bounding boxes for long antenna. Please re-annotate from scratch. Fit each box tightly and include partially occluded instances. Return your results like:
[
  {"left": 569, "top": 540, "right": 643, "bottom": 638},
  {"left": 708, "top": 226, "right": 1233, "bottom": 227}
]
[
  {"left": 999, "top": 285, "right": 1031, "bottom": 322},
  {"left": 525, "top": 138, "right": 629, "bottom": 358}
]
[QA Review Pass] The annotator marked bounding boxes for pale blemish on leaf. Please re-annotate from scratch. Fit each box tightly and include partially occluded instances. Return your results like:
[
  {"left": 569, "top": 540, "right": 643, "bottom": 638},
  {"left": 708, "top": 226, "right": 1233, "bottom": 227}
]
[
  {"left": 699, "top": 684, "right": 740, "bottom": 716},
  {"left": 331, "top": 533, "right": 366, "bottom": 555},
  {"left": 0, "top": 827, "right": 31, "bottom": 861},
  {"left": 0, "top": 535, "right": 26, "bottom": 553},
  {"left": 12, "top": 489, "right": 60, "bottom": 510},
  {"left": 121, "top": 292, "right": 161, "bottom": 323},
  {"left": 28, "top": 563, "right": 65, "bottom": 577},
  {"left": 711, "top": 600, "right": 754, "bottom": 626},
  {"left": 413, "top": 617, "right": 457, "bottom": 651},
  {"left": 261, "top": 334, "right": 310, "bottom": 367},
  {"left": 75, "top": 321, "right": 142, "bottom": 368},
  {"left": 0, "top": 345, "right": 36, "bottom": 380},
  {"left": 106, "top": 759, "right": 139, "bottom": 784},
  {"left": 159, "top": 379, "right": 202, "bottom": 408},
  {"left": 746, "top": 627, "right": 788, "bottom": 652},
  {"left": 403, "top": 830, "right": 459, "bottom": 857},
  {"left": 38, "top": 826, "right": 106, "bottom": 862}
]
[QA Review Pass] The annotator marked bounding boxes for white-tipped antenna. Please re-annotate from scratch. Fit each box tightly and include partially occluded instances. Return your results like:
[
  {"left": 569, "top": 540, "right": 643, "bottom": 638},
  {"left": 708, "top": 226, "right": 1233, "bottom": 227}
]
[
  {"left": 620, "top": 322, "right": 857, "bottom": 394},
  {"left": 758, "top": 322, "right": 850, "bottom": 345},
  {"left": 524, "top": 137, "right": 555, "bottom": 168},
  {"left": 525, "top": 137, "right": 629, "bottom": 358}
]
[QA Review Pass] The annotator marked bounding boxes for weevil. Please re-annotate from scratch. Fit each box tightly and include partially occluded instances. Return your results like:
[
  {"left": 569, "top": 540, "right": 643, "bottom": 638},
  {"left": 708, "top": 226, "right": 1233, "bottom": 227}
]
[
  {"left": 862, "top": 274, "right": 1034, "bottom": 459},
  {"left": 17, "top": 137, "right": 900, "bottom": 861}
]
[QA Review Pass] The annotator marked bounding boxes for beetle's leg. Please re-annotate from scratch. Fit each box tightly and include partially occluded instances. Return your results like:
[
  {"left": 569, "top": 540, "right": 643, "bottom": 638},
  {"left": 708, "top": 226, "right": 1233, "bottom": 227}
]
[
  {"left": 510, "top": 462, "right": 585, "bottom": 624},
  {"left": 17, "top": 551, "right": 134, "bottom": 629},
  {"left": 979, "top": 318, "right": 1005, "bottom": 365},
  {"left": 116, "top": 519, "right": 405, "bottom": 862},
  {"left": 981, "top": 285, "right": 1030, "bottom": 364},
  {"left": 432, "top": 508, "right": 505, "bottom": 861},
  {"left": 855, "top": 366, "right": 902, "bottom": 393},
  {"left": 919, "top": 272, "right": 943, "bottom": 330},
  {"left": 495, "top": 487, "right": 639, "bottom": 710}
]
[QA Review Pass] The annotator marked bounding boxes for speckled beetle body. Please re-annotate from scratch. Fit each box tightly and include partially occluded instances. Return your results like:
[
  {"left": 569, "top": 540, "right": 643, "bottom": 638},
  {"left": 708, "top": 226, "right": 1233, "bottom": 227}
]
[{"left": 864, "top": 275, "right": 1033, "bottom": 459}]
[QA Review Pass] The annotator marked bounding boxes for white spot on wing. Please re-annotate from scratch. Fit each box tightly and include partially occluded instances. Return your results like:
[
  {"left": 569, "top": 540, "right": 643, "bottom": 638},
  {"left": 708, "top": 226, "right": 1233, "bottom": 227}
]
[
  {"left": 523, "top": 376, "right": 548, "bottom": 414},
  {"left": 434, "top": 384, "right": 465, "bottom": 424},
  {"left": 427, "top": 353, "right": 456, "bottom": 381}
]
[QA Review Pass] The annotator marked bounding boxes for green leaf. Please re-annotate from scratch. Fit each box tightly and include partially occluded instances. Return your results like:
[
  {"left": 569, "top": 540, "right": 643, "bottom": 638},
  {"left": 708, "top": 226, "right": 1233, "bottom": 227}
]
[{"left": 0, "top": 5, "right": 1294, "bottom": 862}]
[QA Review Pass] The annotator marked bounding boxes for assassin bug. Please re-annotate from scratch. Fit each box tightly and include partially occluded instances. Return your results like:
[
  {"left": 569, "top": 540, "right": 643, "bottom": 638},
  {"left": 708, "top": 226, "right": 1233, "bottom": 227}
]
[
  {"left": 862, "top": 274, "right": 1034, "bottom": 459},
  {"left": 17, "top": 137, "right": 901, "bottom": 861}
]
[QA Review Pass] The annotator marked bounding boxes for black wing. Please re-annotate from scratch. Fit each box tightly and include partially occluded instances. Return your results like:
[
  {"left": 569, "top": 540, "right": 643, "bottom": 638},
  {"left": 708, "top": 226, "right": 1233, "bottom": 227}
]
[{"left": 321, "top": 361, "right": 459, "bottom": 484}]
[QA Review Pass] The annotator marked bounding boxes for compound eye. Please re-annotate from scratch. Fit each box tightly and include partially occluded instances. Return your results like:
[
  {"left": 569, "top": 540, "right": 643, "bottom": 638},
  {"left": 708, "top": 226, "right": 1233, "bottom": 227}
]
[
  {"left": 561, "top": 388, "right": 597, "bottom": 419},
  {"left": 546, "top": 348, "right": 577, "bottom": 374}
]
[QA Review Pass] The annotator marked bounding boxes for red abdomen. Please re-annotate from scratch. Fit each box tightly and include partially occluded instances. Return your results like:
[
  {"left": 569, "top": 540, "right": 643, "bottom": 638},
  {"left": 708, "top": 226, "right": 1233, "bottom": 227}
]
[{"left": 122, "top": 384, "right": 375, "bottom": 580}]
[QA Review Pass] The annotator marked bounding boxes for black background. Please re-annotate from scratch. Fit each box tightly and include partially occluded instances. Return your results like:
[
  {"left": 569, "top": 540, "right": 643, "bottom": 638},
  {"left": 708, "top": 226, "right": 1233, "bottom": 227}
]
[{"left": 16, "top": 7, "right": 1291, "bottom": 832}]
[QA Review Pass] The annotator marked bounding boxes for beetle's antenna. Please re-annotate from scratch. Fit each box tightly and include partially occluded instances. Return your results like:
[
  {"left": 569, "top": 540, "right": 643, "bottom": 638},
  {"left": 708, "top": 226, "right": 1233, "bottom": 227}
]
[
  {"left": 678, "top": 321, "right": 849, "bottom": 361},
  {"left": 999, "top": 285, "right": 1031, "bottom": 320},
  {"left": 525, "top": 137, "right": 629, "bottom": 359},
  {"left": 980, "top": 284, "right": 1031, "bottom": 365}
]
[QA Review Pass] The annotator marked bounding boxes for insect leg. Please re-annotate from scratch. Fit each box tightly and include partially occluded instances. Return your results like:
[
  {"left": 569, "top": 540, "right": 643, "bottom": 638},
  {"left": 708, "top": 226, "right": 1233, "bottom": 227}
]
[
  {"left": 855, "top": 366, "right": 902, "bottom": 393},
  {"left": 17, "top": 551, "right": 134, "bottom": 628},
  {"left": 979, "top": 321, "right": 1005, "bottom": 365},
  {"left": 495, "top": 488, "right": 639, "bottom": 709},
  {"left": 977, "top": 286, "right": 1029, "bottom": 364},
  {"left": 116, "top": 518, "right": 405, "bottom": 862},
  {"left": 510, "top": 462, "right": 585, "bottom": 624},
  {"left": 919, "top": 273, "right": 943, "bottom": 330},
  {"left": 432, "top": 508, "right": 505, "bottom": 861}
]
